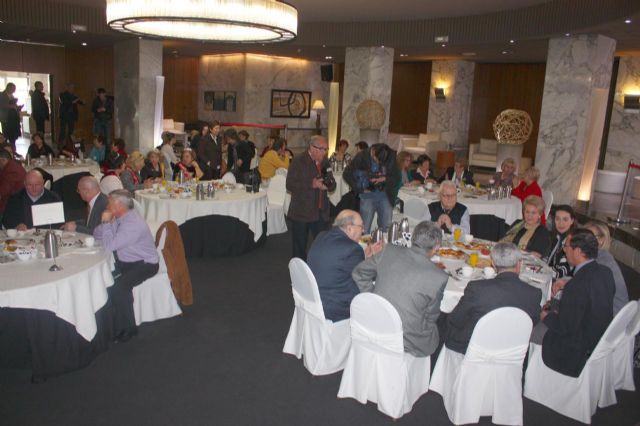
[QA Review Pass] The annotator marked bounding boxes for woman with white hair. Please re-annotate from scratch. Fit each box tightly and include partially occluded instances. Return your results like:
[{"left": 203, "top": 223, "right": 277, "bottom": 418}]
[
  {"left": 500, "top": 195, "right": 550, "bottom": 257},
  {"left": 493, "top": 157, "right": 517, "bottom": 187},
  {"left": 121, "top": 151, "right": 155, "bottom": 192}
]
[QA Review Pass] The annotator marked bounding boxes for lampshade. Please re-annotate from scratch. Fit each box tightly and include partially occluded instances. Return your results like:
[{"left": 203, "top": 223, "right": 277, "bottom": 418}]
[
  {"left": 312, "top": 100, "right": 326, "bottom": 110},
  {"left": 106, "top": 0, "right": 297, "bottom": 43}
]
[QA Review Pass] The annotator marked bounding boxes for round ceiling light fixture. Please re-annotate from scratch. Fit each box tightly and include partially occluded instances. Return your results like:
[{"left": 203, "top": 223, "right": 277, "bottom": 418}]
[{"left": 106, "top": 0, "right": 297, "bottom": 43}]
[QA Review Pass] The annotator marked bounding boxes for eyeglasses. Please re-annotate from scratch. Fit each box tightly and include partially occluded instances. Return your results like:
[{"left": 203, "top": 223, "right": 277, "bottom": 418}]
[
  {"left": 311, "top": 144, "right": 328, "bottom": 152},
  {"left": 351, "top": 223, "right": 364, "bottom": 229},
  {"left": 441, "top": 193, "right": 457, "bottom": 198}
]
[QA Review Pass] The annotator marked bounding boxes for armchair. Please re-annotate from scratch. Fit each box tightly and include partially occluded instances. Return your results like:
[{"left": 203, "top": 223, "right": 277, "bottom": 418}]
[{"left": 468, "top": 138, "right": 498, "bottom": 168}]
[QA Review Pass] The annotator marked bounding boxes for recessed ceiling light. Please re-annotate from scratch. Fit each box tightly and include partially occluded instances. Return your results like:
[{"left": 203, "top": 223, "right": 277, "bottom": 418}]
[
  {"left": 509, "top": 39, "right": 515, "bottom": 44},
  {"left": 81, "top": 42, "right": 87, "bottom": 46},
  {"left": 502, "top": 50, "right": 509, "bottom": 54},
  {"left": 565, "top": 33, "right": 570, "bottom": 36},
  {"left": 399, "top": 53, "right": 408, "bottom": 57},
  {"left": 172, "top": 50, "right": 178, "bottom": 54},
  {"left": 441, "top": 44, "right": 446, "bottom": 47},
  {"left": 381, "top": 45, "right": 385, "bottom": 48},
  {"left": 325, "top": 56, "right": 333, "bottom": 60},
  {"left": 322, "top": 44, "right": 326, "bottom": 48},
  {"left": 625, "top": 19, "right": 631, "bottom": 24},
  {"left": 138, "top": 36, "right": 142, "bottom": 39},
  {"left": 72, "top": 30, "right": 76, "bottom": 34}
]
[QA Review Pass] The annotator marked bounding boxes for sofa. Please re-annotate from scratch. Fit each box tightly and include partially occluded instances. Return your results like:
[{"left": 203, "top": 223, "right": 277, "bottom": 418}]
[
  {"left": 399, "top": 132, "right": 448, "bottom": 161},
  {"left": 468, "top": 138, "right": 498, "bottom": 168}
]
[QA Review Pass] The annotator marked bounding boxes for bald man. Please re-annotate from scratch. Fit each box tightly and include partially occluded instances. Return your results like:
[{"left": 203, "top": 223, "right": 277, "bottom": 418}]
[
  {"left": 2, "top": 169, "right": 61, "bottom": 230},
  {"left": 63, "top": 176, "right": 108, "bottom": 234},
  {"left": 307, "top": 210, "right": 383, "bottom": 321}
]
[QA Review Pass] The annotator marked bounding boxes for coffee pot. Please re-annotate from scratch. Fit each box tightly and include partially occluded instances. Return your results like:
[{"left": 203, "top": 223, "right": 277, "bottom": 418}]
[
  {"left": 388, "top": 222, "right": 400, "bottom": 245},
  {"left": 399, "top": 218, "right": 410, "bottom": 234},
  {"left": 372, "top": 228, "right": 384, "bottom": 244}
]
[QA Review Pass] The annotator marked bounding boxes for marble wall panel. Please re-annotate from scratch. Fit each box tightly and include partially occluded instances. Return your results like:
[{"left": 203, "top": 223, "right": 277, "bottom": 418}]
[
  {"left": 198, "top": 54, "right": 246, "bottom": 124},
  {"left": 427, "top": 61, "right": 475, "bottom": 152},
  {"left": 341, "top": 47, "right": 394, "bottom": 148},
  {"left": 535, "top": 35, "right": 616, "bottom": 204},
  {"left": 604, "top": 56, "right": 640, "bottom": 171}
]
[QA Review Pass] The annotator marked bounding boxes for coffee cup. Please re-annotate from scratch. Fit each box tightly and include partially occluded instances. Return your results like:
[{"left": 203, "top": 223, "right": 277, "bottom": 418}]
[
  {"left": 417, "top": 186, "right": 425, "bottom": 194},
  {"left": 426, "top": 182, "right": 433, "bottom": 190},
  {"left": 153, "top": 183, "right": 159, "bottom": 190},
  {"left": 84, "top": 236, "right": 95, "bottom": 248},
  {"left": 463, "top": 234, "right": 474, "bottom": 243},
  {"left": 6, "top": 229, "right": 17, "bottom": 238},
  {"left": 483, "top": 267, "right": 496, "bottom": 278},
  {"left": 461, "top": 266, "right": 474, "bottom": 278}
]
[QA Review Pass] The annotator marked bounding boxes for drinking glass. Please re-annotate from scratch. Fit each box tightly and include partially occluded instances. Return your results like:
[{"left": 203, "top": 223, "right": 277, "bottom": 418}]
[
  {"left": 453, "top": 227, "right": 462, "bottom": 242},
  {"left": 469, "top": 252, "right": 479, "bottom": 267}
]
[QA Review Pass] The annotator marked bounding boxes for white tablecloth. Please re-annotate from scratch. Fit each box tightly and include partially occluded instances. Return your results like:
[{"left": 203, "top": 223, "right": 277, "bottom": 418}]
[
  {"left": 26, "top": 159, "right": 102, "bottom": 181},
  {"left": 398, "top": 187, "right": 522, "bottom": 225},
  {"left": 438, "top": 249, "right": 553, "bottom": 314},
  {"left": 328, "top": 172, "right": 351, "bottom": 206},
  {"left": 0, "top": 233, "right": 114, "bottom": 341},
  {"left": 136, "top": 187, "right": 268, "bottom": 242}
]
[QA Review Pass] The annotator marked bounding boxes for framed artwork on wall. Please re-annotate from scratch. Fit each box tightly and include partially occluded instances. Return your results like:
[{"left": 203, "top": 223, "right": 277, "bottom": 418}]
[
  {"left": 204, "top": 91, "right": 237, "bottom": 112},
  {"left": 270, "top": 89, "right": 311, "bottom": 118}
]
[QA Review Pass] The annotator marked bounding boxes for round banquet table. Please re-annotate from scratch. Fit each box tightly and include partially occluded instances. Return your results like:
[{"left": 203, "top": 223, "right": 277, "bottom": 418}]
[
  {"left": 398, "top": 186, "right": 522, "bottom": 241},
  {"left": 328, "top": 172, "right": 351, "bottom": 206},
  {"left": 135, "top": 185, "right": 268, "bottom": 257},
  {"left": 26, "top": 159, "right": 102, "bottom": 182},
  {"left": 436, "top": 240, "right": 554, "bottom": 313},
  {"left": 0, "top": 230, "right": 114, "bottom": 379}
]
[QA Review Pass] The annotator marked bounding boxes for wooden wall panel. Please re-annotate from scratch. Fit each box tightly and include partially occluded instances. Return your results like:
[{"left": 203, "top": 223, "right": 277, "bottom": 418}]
[
  {"left": 389, "top": 62, "right": 431, "bottom": 135},
  {"left": 163, "top": 56, "right": 199, "bottom": 124},
  {"left": 468, "top": 63, "right": 546, "bottom": 162}
]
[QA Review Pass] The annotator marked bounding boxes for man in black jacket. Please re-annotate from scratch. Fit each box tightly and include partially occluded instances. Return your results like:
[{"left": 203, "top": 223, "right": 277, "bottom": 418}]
[
  {"left": 439, "top": 157, "right": 474, "bottom": 186},
  {"left": 2, "top": 169, "right": 61, "bottom": 230},
  {"left": 225, "top": 128, "right": 254, "bottom": 182},
  {"left": 444, "top": 242, "right": 542, "bottom": 354},
  {"left": 30, "top": 81, "right": 49, "bottom": 134},
  {"left": 534, "top": 229, "right": 615, "bottom": 377},
  {"left": 91, "top": 88, "right": 114, "bottom": 148}
]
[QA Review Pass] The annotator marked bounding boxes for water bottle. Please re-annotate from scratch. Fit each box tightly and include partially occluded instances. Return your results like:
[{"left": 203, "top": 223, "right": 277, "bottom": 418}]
[
  {"left": 47, "top": 153, "right": 53, "bottom": 166},
  {"left": 44, "top": 230, "right": 59, "bottom": 259},
  {"left": 207, "top": 182, "right": 215, "bottom": 198}
]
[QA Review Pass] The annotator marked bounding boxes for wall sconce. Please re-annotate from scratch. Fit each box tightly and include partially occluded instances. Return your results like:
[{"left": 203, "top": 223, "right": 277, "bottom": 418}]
[
  {"left": 312, "top": 100, "right": 326, "bottom": 134},
  {"left": 623, "top": 95, "right": 640, "bottom": 113},
  {"left": 434, "top": 87, "right": 446, "bottom": 102}
]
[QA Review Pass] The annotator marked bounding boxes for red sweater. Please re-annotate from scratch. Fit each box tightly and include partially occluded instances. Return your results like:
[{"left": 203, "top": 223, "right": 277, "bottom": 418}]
[
  {"left": 0, "top": 159, "right": 26, "bottom": 212},
  {"left": 512, "top": 180, "right": 546, "bottom": 225}
]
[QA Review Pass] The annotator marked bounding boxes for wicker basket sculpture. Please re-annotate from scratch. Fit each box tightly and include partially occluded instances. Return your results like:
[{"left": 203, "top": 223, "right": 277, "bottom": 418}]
[
  {"left": 492, "top": 109, "right": 532, "bottom": 145},
  {"left": 356, "top": 100, "right": 386, "bottom": 129}
]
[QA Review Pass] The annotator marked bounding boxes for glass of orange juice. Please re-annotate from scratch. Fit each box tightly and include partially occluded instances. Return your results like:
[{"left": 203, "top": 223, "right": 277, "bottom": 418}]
[
  {"left": 453, "top": 227, "right": 462, "bottom": 242},
  {"left": 469, "top": 252, "right": 479, "bottom": 267}
]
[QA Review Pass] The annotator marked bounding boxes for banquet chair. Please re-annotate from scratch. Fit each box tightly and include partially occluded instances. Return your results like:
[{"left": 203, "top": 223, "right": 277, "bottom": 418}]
[
  {"left": 542, "top": 190, "right": 553, "bottom": 221},
  {"left": 337, "top": 293, "right": 430, "bottom": 419},
  {"left": 430, "top": 307, "right": 532, "bottom": 425},
  {"left": 132, "top": 224, "right": 182, "bottom": 325},
  {"left": 100, "top": 175, "right": 123, "bottom": 194},
  {"left": 266, "top": 174, "right": 288, "bottom": 235},
  {"left": 404, "top": 198, "right": 429, "bottom": 227},
  {"left": 222, "top": 172, "right": 236, "bottom": 184},
  {"left": 282, "top": 258, "right": 351, "bottom": 375},
  {"left": 611, "top": 300, "right": 640, "bottom": 391},
  {"left": 524, "top": 301, "right": 638, "bottom": 424}
]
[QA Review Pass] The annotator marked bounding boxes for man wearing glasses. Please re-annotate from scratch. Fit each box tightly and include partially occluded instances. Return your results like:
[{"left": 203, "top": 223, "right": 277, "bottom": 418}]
[
  {"left": 286, "top": 135, "right": 336, "bottom": 260},
  {"left": 426, "top": 180, "right": 470, "bottom": 234}
]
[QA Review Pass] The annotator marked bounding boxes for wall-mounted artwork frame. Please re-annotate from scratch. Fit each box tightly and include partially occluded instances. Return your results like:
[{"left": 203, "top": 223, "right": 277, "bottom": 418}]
[
  {"left": 204, "top": 91, "right": 237, "bottom": 112},
  {"left": 270, "top": 89, "right": 311, "bottom": 118}
]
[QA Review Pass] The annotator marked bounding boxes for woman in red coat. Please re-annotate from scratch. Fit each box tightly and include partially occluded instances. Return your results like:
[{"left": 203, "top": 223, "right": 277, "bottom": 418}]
[{"left": 512, "top": 166, "right": 545, "bottom": 225}]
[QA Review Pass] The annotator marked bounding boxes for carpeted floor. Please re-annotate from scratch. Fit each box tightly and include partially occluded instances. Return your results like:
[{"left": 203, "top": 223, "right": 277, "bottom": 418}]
[{"left": 1, "top": 232, "right": 638, "bottom": 426}]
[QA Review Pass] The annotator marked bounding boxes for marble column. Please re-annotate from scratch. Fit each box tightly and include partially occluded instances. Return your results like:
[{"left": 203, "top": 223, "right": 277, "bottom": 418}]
[
  {"left": 113, "top": 39, "right": 163, "bottom": 153},
  {"left": 535, "top": 35, "right": 616, "bottom": 204},
  {"left": 604, "top": 56, "right": 640, "bottom": 171},
  {"left": 427, "top": 61, "right": 475, "bottom": 153},
  {"left": 341, "top": 47, "right": 394, "bottom": 146}
]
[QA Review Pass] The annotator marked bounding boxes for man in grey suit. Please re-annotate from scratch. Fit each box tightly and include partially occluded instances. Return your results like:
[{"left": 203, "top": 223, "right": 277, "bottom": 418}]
[
  {"left": 352, "top": 221, "right": 448, "bottom": 358},
  {"left": 63, "top": 176, "right": 108, "bottom": 234}
]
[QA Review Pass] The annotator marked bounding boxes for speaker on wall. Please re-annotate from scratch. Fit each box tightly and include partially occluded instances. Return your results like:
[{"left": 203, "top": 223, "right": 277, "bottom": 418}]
[{"left": 320, "top": 65, "right": 333, "bottom": 82}]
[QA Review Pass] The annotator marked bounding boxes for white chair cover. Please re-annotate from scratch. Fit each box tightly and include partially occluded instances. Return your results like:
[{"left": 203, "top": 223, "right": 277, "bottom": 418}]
[
  {"left": 430, "top": 307, "right": 532, "bottom": 425},
  {"left": 266, "top": 174, "right": 288, "bottom": 235},
  {"left": 100, "top": 175, "right": 123, "bottom": 195},
  {"left": 404, "top": 198, "right": 429, "bottom": 227},
  {"left": 337, "top": 293, "right": 430, "bottom": 419},
  {"left": 222, "top": 172, "right": 236, "bottom": 184},
  {"left": 282, "top": 258, "right": 350, "bottom": 375},
  {"left": 611, "top": 300, "right": 639, "bottom": 391},
  {"left": 542, "top": 190, "right": 553, "bottom": 220},
  {"left": 524, "top": 301, "right": 638, "bottom": 424},
  {"left": 132, "top": 225, "right": 182, "bottom": 325},
  {"left": 275, "top": 167, "right": 288, "bottom": 176}
]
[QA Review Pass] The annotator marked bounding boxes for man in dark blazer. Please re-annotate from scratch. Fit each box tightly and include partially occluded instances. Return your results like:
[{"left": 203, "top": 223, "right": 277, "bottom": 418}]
[
  {"left": 439, "top": 158, "right": 474, "bottom": 186},
  {"left": 536, "top": 229, "right": 615, "bottom": 377},
  {"left": 307, "top": 210, "right": 383, "bottom": 322},
  {"left": 30, "top": 81, "right": 49, "bottom": 134},
  {"left": 2, "top": 169, "right": 61, "bottom": 230},
  {"left": 63, "top": 176, "right": 108, "bottom": 234},
  {"left": 444, "top": 242, "right": 542, "bottom": 354},
  {"left": 286, "top": 135, "right": 336, "bottom": 260}
]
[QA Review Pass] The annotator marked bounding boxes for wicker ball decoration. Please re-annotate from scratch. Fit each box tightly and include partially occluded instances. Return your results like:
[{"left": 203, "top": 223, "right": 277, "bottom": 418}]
[
  {"left": 492, "top": 109, "right": 533, "bottom": 145},
  {"left": 356, "top": 100, "right": 386, "bottom": 129}
]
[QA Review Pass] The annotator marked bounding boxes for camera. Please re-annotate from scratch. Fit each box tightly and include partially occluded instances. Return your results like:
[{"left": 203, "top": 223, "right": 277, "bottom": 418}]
[{"left": 321, "top": 167, "right": 336, "bottom": 188}]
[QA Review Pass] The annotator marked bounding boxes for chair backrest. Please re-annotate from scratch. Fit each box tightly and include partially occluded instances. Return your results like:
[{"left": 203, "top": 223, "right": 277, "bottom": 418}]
[
  {"left": 222, "top": 172, "right": 236, "bottom": 184},
  {"left": 275, "top": 167, "right": 288, "bottom": 176},
  {"left": 466, "top": 307, "right": 533, "bottom": 363},
  {"left": 350, "top": 293, "right": 404, "bottom": 353},
  {"left": 100, "top": 175, "right": 123, "bottom": 194},
  {"left": 289, "top": 258, "right": 324, "bottom": 318},
  {"left": 542, "top": 190, "right": 553, "bottom": 219},
  {"left": 479, "top": 138, "right": 498, "bottom": 154},
  {"left": 155, "top": 224, "right": 168, "bottom": 272},
  {"left": 626, "top": 300, "right": 640, "bottom": 337},
  {"left": 404, "top": 198, "right": 428, "bottom": 221},
  {"left": 591, "top": 301, "right": 638, "bottom": 360},
  {"left": 267, "top": 174, "right": 287, "bottom": 205}
]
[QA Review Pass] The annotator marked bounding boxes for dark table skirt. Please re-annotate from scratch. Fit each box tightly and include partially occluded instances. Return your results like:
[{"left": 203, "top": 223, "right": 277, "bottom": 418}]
[
  {"left": 179, "top": 215, "right": 267, "bottom": 258},
  {"left": 0, "top": 300, "right": 113, "bottom": 380}
]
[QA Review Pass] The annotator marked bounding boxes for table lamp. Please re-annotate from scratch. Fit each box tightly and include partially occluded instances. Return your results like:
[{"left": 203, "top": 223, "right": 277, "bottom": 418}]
[{"left": 312, "top": 100, "right": 325, "bottom": 134}]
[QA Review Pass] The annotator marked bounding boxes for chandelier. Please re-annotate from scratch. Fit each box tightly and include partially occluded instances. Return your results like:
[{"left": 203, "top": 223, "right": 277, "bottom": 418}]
[{"left": 106, "top": 0, "right": 298, "bottom": 43}]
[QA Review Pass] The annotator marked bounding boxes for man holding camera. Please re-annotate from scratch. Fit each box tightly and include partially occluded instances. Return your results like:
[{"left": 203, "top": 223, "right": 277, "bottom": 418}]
[{"left": 286, "top": 135, "right": 336, "bottom": 260}]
